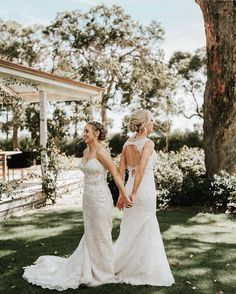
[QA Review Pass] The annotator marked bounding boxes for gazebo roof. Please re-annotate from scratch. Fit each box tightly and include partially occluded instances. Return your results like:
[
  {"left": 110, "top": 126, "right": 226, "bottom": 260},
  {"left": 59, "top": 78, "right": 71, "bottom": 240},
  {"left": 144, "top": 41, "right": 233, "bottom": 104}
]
[{"left": 0, "top": 59, "right": 104, "bottom": 102}]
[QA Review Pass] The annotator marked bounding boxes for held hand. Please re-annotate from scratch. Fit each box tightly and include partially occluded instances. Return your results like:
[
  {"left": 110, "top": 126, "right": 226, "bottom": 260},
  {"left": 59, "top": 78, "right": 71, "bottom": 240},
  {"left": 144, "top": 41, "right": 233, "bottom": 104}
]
[
  {"left": 129, "top": 192, "right": 136, "bottom": 203},
  {"left": 122, "top": 194, "right": 133, "bottom": 208},
  {"left": 116, "top": 195, "right": 124, "bottom": 210}
]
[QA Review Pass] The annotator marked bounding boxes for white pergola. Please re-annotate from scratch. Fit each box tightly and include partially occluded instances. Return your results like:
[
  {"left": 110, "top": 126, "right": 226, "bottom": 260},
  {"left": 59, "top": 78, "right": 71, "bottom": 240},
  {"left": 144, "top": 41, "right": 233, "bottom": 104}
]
[{"left": 0, "top": 59, "right": 104, "bottom": 174}]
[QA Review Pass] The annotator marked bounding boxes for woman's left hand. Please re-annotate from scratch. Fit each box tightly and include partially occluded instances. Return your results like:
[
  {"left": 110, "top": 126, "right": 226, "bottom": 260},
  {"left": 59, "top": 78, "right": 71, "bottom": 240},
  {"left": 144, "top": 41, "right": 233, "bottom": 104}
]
[{"left": 117, "top": 195, "right": 124, "bottom": 210}]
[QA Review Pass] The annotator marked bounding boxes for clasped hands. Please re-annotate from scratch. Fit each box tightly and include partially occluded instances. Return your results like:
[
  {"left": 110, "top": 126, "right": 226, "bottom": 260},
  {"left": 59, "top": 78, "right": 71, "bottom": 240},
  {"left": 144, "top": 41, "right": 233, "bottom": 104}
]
[{"left": 117, "top": 192, "right": 136, "bottom": 210}]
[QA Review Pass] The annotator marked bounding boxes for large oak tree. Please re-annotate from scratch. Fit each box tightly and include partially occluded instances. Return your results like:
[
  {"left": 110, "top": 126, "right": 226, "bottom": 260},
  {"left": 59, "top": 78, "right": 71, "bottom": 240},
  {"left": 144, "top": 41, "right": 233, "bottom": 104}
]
[
  {"left": 43, "top": 5, "right": 165, "bottom": 124},
  {"left": 196, "top": 0, "right": 236, "bottom": 176}
]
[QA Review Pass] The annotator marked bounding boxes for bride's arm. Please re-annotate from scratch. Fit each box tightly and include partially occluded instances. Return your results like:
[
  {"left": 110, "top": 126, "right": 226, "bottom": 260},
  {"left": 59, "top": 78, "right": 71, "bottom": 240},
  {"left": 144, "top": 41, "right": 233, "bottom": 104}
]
[
  {"left": 96, "top": 148, "right": 133, "bottom": 207},
  {"left": 130, "top": 141, "right": 154, "bottom": 201},
  {"left": 118, "top": 150, "right": 127, "bottom": 180},
  {"left": 117, "top": 150, "right": 127, "bottom": 209}
]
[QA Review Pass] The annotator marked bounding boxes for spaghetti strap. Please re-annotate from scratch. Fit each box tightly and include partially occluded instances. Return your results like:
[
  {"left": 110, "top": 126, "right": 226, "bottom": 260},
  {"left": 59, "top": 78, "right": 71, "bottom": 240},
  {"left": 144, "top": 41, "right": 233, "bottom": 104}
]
[{"left": 95, "top": 146, "right": 103, "bottom": 153}]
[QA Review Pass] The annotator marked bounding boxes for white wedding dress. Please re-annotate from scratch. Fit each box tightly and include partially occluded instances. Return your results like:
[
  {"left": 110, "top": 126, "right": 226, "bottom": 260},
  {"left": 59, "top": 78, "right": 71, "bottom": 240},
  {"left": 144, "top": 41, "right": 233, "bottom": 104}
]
[
  {"left": 23, "top": 158, "right": 114, "bottom": 291},
  {"left": 114, "top": 137, "right": 175, "bottom": 286}
]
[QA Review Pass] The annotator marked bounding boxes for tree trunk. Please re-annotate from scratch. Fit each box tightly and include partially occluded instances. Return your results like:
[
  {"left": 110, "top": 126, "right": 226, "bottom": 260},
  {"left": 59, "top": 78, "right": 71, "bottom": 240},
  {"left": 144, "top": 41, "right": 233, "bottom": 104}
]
[
  {"left": 164, "top": 120, "right": 170, "bottom": 153},
  {"left": 196, "top": 0, "right": 236, "bottom": 176},
  {"left": 73, "top": 102, "right": 79, "bottom": 139},
  {"left": 12, "top": 123, "right": 19, "bottom": 149},
  {"left": 101, "top": 93, "right": 108, "bottom": 125},
  {"left": 6, "top": 106, "right": 9, "bottom": 140}
]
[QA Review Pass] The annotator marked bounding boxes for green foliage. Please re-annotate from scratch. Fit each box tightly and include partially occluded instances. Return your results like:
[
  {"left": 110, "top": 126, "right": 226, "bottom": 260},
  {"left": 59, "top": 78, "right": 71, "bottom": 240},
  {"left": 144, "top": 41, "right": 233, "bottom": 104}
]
[
  {"left": 210, "top": 171, "right": 236, "bottom": 212},
  {"left": 24, "top": 103, "right": 40, "bottom": 146},
  {"left": 41, "top": 139, "right": 61, "bottom": 204},
  {"left": 108, "top": 133, "right": 127, "bottom": 156},
  {"left": 0, "top": 180, "right": 22, "bottom": 200},
  {"left": 108, "top": 129, "right": 203, "bottom": 154},
  {"left": 0, "top": 139, "right": 12, "bottom": 150},
  {"left": 156, "top": 130, "right": 203, "bottom": 151},
  {"left": 47, "top": 105, "right": 70, "bottom": 144},
  {"left": 60, "top": 137, "right": 86, "bottom": 157},
  {"left": 1, "top": 208, "right": 235, "bottom": 294},
  {"left": 154, "top": 147, "right": 209, "bottom": 209},
  {"left": 43, "top": 5, "right": 165, "bottom": 123},
  {"left": 0, "top": 20, "right": 44, "bottom": 66},
  {"left": 0, "top": 77, "right": 39, "bottom": 149},
  {"left": 154, "top": 147, "right": 235, "bottom": 212},
  {"left": 69, "top": 100, "right": 93, "bottom": 138},
  {"left": 168, "top": 48, "right": 206, "bottom": 120}
]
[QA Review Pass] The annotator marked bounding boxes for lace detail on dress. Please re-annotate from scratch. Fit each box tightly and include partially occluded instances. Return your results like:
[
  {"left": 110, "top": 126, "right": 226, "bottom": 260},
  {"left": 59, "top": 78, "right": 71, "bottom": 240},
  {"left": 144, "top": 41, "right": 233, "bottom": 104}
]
[
  {"left": 123, "top": 137, "right": 150, "bottom": 153},
  {"left": 80, "top": 158, "right": 107, "bottom": 185},
  {"left": 114, "top": 137, "right": 175, "bottom": 287},
  {"left": 22, "top": 155, "right": 114, "bottom": 291}
]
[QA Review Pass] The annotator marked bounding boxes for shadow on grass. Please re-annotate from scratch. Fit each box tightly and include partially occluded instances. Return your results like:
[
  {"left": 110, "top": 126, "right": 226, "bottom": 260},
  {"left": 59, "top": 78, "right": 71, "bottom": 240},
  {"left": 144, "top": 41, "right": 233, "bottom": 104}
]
[
  {"left": 0, "top": 208, "right": 235, "bottom": 294},
  {"left": 112, "top": 207, "right": 200, "bottom": 241}
]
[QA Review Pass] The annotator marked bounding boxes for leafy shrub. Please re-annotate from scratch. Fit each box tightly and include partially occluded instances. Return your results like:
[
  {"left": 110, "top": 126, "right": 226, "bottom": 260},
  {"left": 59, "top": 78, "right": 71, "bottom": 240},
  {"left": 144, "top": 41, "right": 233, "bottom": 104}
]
[
  {"left": 0, "top": 139, "right": 12, "bottom": 150},
  {"left": 60, "top": 137, "right": 86, "bottom": 157},
  {"left": 156, "top": 130, "right": 203, "bottom": 151},
  {"left": 0, "top": 180, "right": 22, "bottom": 200},
  {"left": 210, "top": 170, "right": 236, "bottom": 212},
  {"left": 109, "top": 133, "right": 127, "bottom": 156},
  {"left": 154, "top": 146, "right": 214, "bottom": 209}
]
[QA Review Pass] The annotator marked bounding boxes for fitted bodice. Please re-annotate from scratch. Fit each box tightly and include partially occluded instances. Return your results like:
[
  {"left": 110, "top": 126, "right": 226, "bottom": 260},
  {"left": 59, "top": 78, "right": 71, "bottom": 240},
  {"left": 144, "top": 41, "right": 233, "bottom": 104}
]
[{"left": 79, "top": 158, "right": 107, "bottom": 185}]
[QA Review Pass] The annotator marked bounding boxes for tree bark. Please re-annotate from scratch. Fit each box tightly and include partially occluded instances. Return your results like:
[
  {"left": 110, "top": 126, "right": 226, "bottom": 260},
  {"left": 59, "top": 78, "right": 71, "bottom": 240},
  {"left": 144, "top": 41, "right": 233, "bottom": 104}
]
[
  {"left": 196, "top": 0, "right": 236, "bottom": 176},
  {"left": 12, "top": 123, "right": 19, "bottom": 150},
  {"left": 101, "top": 93, "right": 108, "bottom": 125}
]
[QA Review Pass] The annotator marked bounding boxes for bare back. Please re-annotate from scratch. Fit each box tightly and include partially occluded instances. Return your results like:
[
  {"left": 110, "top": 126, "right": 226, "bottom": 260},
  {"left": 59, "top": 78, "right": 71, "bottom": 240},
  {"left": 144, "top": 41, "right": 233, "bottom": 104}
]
[
  {"left": 122, "top": 137, "right": 151, "bottom": 169},
  {"left": 123, "top": 144, "right": 141, "bottom": 168}
]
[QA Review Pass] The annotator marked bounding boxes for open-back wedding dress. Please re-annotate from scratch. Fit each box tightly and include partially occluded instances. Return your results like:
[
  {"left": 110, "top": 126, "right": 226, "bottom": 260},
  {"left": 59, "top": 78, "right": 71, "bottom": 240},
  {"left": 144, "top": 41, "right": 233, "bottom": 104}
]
[{"left": 114, "top": 137, "right": 175, "bottom": 286}]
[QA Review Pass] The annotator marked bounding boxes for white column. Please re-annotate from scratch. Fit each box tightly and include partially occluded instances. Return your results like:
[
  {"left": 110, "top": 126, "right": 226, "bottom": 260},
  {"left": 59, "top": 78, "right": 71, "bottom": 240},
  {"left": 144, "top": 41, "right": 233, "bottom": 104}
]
[{"left": 39, "top": 90, "right": 48, "bottom": 176}]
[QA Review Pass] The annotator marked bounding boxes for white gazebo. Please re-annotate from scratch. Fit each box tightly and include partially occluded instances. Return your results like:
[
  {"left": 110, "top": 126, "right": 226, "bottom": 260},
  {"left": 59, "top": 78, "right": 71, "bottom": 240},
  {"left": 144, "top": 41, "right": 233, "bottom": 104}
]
[{"left": 0, "top": 59, "right": 104, "bottom": 174}]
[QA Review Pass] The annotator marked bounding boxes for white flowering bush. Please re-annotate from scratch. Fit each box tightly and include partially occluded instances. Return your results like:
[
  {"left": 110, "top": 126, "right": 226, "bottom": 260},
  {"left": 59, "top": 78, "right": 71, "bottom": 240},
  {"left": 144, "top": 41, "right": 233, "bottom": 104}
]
[
  {"left": 210, "top": 170, "right": 236, "bottom": 212},
  {"left": 154, "top": 146, "right": 236, "bottom": 212},
  {"left": 154, "top": 151, "right": 183, "bottom": 209},
  {"left": 154, "top": 146, "right": 210, "bottom": 209}
]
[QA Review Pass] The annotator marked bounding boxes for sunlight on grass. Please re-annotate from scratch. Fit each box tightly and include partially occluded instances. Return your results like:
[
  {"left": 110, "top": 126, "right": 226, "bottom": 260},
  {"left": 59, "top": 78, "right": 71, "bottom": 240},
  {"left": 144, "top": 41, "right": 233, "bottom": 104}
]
[
  {"left": 0, "top": 224, "right": 77, "bottom": 241},
  {"left": 0, "top": 250, "right": 16, "bottom": 258},
  {"left": 218, "top": 272, "right": 236, "bottom": 285},
  {"left": 0, "top": 208, "right": 235, "bottom": 294},
  {"left": 163, "top": 222, "right": 236, "bottom": 244},
  {"left": 178, "top": 268, "right": 211, "bottom": 277},
  {"left": 187, "top": 212, "right": 234, "bottom": 225}
]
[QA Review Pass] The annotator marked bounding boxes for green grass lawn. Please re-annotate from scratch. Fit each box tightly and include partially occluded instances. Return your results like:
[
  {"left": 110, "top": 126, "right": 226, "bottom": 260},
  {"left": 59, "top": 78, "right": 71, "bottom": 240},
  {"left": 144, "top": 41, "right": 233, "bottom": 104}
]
[{"left": 0, "top": 207, "right": 235, "bottom": 294}]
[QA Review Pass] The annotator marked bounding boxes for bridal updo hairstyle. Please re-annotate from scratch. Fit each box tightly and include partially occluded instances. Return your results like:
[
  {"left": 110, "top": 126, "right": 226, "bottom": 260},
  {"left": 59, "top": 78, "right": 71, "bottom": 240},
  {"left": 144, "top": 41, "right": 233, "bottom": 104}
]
[
  {"left": 87, "top": 121, "right": 107, "bottom": 141},
  {"left": 129, "top": 109, "right": 152, "bottom": 133}
]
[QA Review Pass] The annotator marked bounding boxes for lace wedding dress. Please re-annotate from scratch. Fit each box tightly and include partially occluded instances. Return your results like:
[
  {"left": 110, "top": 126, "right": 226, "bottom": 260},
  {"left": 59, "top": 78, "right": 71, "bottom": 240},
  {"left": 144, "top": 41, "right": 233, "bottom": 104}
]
[
  {"left": 23, "top": 158, "right": 114, "bottom": 291},
  {"left": 114, "top": 137, "right": 175, "bottom": 286}
]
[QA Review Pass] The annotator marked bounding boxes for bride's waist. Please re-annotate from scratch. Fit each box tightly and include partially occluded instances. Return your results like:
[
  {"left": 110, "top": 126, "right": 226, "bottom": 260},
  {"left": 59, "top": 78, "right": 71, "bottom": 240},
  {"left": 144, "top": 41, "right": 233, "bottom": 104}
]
[
  {"left": 84, "top": 175, "right": 107, "bottom": 186},
  {"left": 127, "top": 169, "right": 153, "bottom": 177}
]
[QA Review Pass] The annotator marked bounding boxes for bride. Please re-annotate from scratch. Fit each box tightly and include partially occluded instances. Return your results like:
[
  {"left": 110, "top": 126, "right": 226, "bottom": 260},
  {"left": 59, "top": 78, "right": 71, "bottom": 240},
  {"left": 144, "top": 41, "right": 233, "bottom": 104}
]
[
  {"left": 114, "top": 109, "right": 175, "bottom": 286},
  {"left": 23, "top": 121, "right": 133, "bottom": 291}
]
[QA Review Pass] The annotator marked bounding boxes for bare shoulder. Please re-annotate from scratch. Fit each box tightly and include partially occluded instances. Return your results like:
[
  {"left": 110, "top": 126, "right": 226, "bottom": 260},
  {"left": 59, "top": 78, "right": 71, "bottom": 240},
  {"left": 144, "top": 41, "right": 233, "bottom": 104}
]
[
  {"left": 144, "top": 139, "right": 155, "bottom": 151},
  {"left": 96, "top": 146, "right": 110, "bottom": 159}
]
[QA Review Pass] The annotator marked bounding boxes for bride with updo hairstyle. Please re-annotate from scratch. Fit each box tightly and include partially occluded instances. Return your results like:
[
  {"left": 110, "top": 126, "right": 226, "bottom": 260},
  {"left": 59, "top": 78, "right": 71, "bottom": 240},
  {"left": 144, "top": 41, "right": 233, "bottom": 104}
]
[
  {"left": 114, "top": 108, "right": 175, "bottom": 287},
  {"left": 129, "top": 109, "right": 153, "bottom": 134},
  {"left": 87, "top": 121, "right": 107, "bottom": 141},
  {"left": 23, "top": 120, "right": 133, "bottom": 291}
]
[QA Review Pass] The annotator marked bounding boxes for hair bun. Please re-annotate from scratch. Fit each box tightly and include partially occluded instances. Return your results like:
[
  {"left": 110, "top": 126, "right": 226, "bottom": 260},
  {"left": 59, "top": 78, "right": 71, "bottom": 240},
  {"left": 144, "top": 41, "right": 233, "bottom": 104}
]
[{"left": 129, "top": 109, "right": 152, "bottom": 133}]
